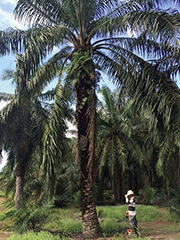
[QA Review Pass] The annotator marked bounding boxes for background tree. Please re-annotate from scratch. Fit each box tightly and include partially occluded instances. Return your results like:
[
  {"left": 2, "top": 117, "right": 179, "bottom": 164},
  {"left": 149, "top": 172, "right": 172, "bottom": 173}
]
[
  {"left": 96, "top": 87, "right": 142, "bottom": 202},
  {"left": 0, "top": 57, "right": 48, "bottom": 207},
  {"left": 0, "top": 55, "right": 72, "bottom": 208}
]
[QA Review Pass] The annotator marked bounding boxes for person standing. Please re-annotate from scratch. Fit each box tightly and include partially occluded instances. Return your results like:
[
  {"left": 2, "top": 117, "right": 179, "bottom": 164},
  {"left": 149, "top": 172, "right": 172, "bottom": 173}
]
[{"left": 125, "top": 190, "right": 138, "bottom": 236}]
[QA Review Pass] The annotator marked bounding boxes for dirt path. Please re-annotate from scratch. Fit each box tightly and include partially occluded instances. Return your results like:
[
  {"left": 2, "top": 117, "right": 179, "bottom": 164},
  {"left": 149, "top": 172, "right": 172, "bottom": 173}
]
[
  {"left": 71, "top": 221, "right": 180, "bottom": 240},
  {"left": 0, "top": 232, "right": 12, "bottom": 240},
  {"left": 147, "top": 233, "right": 180, "bottom": 240},
  {"left": 140, "top": 221, "right": 180, "bottom": 240},
  {"left": 0, "top": 197, "right": 6, "bottom": 211},
  {"left": 70, "top": 232, "right": 180, "bottom": 240}
]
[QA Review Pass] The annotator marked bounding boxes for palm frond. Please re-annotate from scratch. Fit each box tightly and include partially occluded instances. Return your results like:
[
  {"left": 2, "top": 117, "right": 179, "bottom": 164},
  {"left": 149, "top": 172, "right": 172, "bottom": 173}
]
[
  {"left": 100, "top": 86, "right": 115, "bottom": 116},
  {"left": 93, "top": 36, "right": 178, "bottom": 61},
  {"left": 94, "top": 47, "right": 180, "bottom": 132},
  {"left": 41, "top": 83, "right": 72, "bottom": 195},
  {"left": 0, "top": 24, "right": 75, "bottom": 58},
  {"left": 1, "top": 69, "right": 15, "bottom": 80},
  {"left": 123, "top": 9, "right": 180, "bottom": 45},
  {"left": 27, "top": 46, "right": 72, "bottom": 96},
  {"left": 95, "top": 0, "right": 115, "bottom": 19},
  {"left": 0, "top": 92, "right": 14, "bottom": 101},
  {"left": 98, "top": 138, "right": 110, "bottom": 176},
  {"left": 14, "top": 0, "right": 64, "bottom": 26},
  {"left": 0, "top": 97, "right": 18, "bottom": 124},
  {"left": 38, "top": 89, "right": 56, "bottom": 102}
]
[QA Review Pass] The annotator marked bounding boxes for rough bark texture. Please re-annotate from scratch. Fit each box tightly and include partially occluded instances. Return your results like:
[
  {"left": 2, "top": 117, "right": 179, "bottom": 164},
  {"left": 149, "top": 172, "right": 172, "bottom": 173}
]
[
  {"left": 15, "top": 157, "right": 26, "bottom": 208},
  {"left": 15, "top": 175, "right": 24, "bottom": 208},
  {"left": 75, "top": 70, "right": 102, "bottom": 238},
  {"left": 114, "top": 167, "right": 123, "bottom": 202},
  {"left": 14, "top": 106, "right": 31, "bottom": 208}
]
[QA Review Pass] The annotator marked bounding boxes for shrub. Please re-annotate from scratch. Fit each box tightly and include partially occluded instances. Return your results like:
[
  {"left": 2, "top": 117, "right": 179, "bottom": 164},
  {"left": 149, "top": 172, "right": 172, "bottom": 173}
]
[
  {"left": 43, "top": 217, "right": 82, "bottom": 234},
  {"left": 14, "top": 205, "right": 49, "bottom": 232},
  {"left": 60, "top": 218, "right": 82, "bottom": 234},
  {"left": 136, "top": 205, "right": 163, "bottom": 222},
  {"left": 101, "top": 218, "right": 121, "bottom": 235},
  {"left": 42, "top": 208, "right": 82, "bottom": 234},
  {"left": 70, "top": 191, "right": 81, "bottom": 208},
  {"left": 170, "top": 188, "right": 180, "bottom": 205},
  {"left": 97, "top": 205, "right": 127, "bottom": 220},
  {"left": 139, "top": 187, "right": 157, "bottom": 204}
]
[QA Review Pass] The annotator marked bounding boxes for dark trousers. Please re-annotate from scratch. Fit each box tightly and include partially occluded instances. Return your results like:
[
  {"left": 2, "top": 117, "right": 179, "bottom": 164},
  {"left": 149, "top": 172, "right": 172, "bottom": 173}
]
[{"left": 129, "top": 215, "right": 138, "bottom": 235}]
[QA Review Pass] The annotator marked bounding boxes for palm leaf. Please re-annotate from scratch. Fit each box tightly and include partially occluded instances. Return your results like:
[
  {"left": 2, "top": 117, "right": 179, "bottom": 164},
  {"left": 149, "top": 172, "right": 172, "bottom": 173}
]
[
  {"left": 41, "top": 82, "right": 72, "bottom": 195},
  {"left": 0, "top": 92, "right": 14, "bottom": 101},
  {"left": 123, "top": 9, "right": 180, "bottom": 45},
  {"left": 27, "top": 46, "right": 72, "bottom": 95},
  {"left": 14, "top": 0, "right": 64, "bottom": 26}
]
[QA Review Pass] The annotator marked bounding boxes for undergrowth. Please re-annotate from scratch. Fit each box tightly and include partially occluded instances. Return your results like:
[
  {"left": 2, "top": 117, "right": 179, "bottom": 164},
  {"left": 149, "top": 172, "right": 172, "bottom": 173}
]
[
  {"left": 0, "top": 198, "right": 180, "bottom": 239},
  {"left": 7, "top": 231, "right": 68, "bottom": 240}
]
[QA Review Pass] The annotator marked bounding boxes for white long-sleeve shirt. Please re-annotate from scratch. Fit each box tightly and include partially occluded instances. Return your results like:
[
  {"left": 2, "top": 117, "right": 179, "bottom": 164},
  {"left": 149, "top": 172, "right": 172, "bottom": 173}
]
[{"left": 125, "top": 196, "right": 136, "bottom": 217}]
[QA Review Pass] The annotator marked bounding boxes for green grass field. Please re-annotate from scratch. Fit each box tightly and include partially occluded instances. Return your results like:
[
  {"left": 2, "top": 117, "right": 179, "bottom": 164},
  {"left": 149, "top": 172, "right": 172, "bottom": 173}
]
[{"left": 0, "top": 196, "right": 179, "bottom": 240}]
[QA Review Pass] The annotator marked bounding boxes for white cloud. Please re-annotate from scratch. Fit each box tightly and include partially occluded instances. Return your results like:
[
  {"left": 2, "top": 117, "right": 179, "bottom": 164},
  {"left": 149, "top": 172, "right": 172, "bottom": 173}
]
[
  {"left": 0, "top": 100, "right": 8, "bottom": 110},
  {"left": 0, "top": 100, "right": 8, "bottom": 171},
  {"left": 0, "top": 0, "right": 28, "bottom": 30},
  {"left": 66, "top": 121, "right": 76, "bottom": 138},
  {"left": 127, "top": 28, "right": 139, "bottom": 38},
  {"left": 0, "top": 8, "right": 26, "bottom": 29},
  {"left": 1, "top": 0, "right": 16, "bottom": 5},
  {"left": 0, "top": 150, "right": 7, "bottom": 172}
]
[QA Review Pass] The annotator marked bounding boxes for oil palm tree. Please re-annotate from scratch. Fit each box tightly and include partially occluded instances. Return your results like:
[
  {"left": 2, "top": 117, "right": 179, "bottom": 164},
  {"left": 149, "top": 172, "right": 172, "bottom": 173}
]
[
  {"left": 155, "top": 99, "right": 180, "bottom": 196},
  {"left": 96, "top": 87, "right": 142, "bottom": 202},
  {"left": 0, "top": 0, "right": 179, "bottom": 237},
  {"left": 0, "top": 56, "right": 48, "bottom": 208},
  {"left": 0, "top": 55, "right": 71, "bottom": 208}
]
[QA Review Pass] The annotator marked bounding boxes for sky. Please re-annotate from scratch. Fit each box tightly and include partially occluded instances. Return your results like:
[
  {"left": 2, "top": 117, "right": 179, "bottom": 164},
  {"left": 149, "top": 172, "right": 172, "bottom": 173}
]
[
  {"left": 0, "top": 0, "right": 17, "bottom": 94},
  {"left": 0, "top": 100, "right": 8, "bottom": 171}
]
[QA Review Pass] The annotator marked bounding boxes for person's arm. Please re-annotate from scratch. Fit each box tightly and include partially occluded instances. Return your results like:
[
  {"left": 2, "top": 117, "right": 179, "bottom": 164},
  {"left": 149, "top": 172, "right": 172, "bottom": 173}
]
[{"left": 125, "top": 194, "right": 129, "bottom": 203}]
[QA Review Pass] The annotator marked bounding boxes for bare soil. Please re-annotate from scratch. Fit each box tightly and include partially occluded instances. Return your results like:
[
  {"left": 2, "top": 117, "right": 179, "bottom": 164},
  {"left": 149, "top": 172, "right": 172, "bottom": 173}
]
[
  {"left": 0, "top": 232, "right": 12, "bottom": 240},
  {"left": 140, "top": 221, "right": 180, "bottom": 240},
  {"left": 70, "top": 232, "right": 180, "bottom": 240},
  {"left": 0, "top": 197, "right": 6, "bottom": 211},
  {"left": 70, "top": 221, "right": 180, "bottom": 240}
]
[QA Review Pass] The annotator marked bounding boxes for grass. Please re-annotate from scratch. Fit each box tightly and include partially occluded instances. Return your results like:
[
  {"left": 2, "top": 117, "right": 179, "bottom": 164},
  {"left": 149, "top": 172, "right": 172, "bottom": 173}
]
[
  {"left": 39, "top": 204, "right": 180, "bottom": 238},
  {"left": 0, "top": 193, "right": 179, "bottom": 240},
  {"left": 97, "top": 204, "right": 180, "bottom": 222},
  {"left": 43, "top": 217, "right": 82, "bottom": 234},
  {"left": 42, "top": 208, "right": 82, "bottom": 234},
  {"left": 0, "top": 190, "right": 5, "bottom": 197},
  {"left": 7, "top": 231, "right": 153, "bottom": 240},
  {"left": 6, "top": 231, "right": 68, "bottom": 240},
  {"left": 166, "top": 223, "right": 180, "bottom": 233}
]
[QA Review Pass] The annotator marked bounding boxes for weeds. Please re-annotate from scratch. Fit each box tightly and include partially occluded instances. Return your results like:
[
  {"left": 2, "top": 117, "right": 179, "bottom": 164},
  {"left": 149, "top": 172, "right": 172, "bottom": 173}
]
[
  {"left": 7, "top": 231, "right": 69, "bottom": 240},
  {"left": 1, "top": 199, "right": 180, "bottom": 239}
]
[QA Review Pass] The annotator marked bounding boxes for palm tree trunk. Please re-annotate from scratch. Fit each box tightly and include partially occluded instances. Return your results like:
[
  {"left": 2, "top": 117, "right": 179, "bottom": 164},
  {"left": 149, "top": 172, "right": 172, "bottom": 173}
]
[
  {"left": 15, "top": 176, "right": 24, "bottom": 208},
  {"left": 15, "top": 158, "right": 25, "bottom": 208},
  {"left": 75, "top": 74, "right": 102, "bottom": 238},
  {"left": 142, "top": 146, "right": 151, "bottom": 185},
  {"left": 177, "top": 151, "right": 180, "bottom": 186},
  {"left": 114, "top": 166, "right": 123, "bottom": 203}
]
